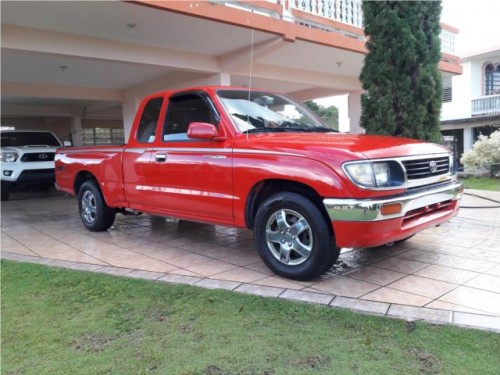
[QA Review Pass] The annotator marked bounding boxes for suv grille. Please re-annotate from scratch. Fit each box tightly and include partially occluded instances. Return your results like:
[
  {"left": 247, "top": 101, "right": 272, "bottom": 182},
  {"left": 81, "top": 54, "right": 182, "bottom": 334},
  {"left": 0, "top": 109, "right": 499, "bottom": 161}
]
[
  {"left": 402, "top": 156, "right": 449, "bottom": 180},
  {"left": 21, "top": 153, "right": 55, "bottom": 162}
]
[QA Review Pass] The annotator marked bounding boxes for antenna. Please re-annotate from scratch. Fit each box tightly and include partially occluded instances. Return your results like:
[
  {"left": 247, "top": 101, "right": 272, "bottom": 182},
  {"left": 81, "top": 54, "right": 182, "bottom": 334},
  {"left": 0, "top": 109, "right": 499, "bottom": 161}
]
[
  {"left": 246, "top": 28, "right": 255, "bottom": 141},
  {"left": 247, "top": 28, "right": 255, "bottom": 99}
]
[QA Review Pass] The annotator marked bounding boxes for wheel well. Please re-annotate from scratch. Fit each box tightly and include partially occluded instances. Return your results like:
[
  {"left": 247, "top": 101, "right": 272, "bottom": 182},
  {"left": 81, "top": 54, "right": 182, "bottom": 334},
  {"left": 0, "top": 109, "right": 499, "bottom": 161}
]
[
  {"left": 74, "top": 171, "right": 97, "bottom": 195},
  {"left": 245, "top": 179, "right": 331, "bottom": 232}
]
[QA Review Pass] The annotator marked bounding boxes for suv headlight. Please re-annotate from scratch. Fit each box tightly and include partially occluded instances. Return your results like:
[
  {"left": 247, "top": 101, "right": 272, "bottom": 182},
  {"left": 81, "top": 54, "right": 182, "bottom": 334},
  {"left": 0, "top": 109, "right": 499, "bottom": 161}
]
[
  {"left": 344, "top": 160, "right": 405, "bottom": 188},
  {"left": 1, "top": 152, "right": 19, "bottom": 163}
]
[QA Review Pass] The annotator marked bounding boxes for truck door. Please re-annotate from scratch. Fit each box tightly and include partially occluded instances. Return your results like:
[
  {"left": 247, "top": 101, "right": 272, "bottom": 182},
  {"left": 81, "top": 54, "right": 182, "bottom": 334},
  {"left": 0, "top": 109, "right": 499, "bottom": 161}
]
[
  {"left": 122, "top": 96, "right": 164, "bottom": 211},
  {"left": 148, "top": 91, "right": 234, "bottom": 224}
]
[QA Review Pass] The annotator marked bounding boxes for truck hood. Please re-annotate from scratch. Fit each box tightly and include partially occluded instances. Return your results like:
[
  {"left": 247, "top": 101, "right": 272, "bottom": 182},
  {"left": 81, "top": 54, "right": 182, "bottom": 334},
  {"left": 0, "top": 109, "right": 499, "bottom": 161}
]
[
  {"left": 1, "top": 145, "right": 59, "bottom": 153},
  {"left": 239, "top": 132, "right": 450, "bottom": 162}
]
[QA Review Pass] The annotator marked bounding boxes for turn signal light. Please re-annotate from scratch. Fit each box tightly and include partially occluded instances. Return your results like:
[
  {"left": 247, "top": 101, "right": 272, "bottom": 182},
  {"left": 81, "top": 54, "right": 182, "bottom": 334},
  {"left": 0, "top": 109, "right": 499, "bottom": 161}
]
[{"left": 381, "top": 203, "right": 402, "bottom": 215}]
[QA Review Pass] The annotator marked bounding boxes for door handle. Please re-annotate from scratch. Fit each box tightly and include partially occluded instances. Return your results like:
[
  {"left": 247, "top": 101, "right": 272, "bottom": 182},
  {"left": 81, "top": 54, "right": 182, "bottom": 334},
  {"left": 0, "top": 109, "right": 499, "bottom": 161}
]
[{"left": 155, "top": 153, "right": 167, "bottom": 162}]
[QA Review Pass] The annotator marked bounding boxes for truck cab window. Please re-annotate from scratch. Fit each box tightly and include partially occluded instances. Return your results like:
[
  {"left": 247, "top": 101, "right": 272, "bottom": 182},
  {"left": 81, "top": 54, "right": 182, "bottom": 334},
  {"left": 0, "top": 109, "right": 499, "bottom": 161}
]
[
  {"left": 136, "top": 97, "right": 163, "bottom": 143},
  {"left": 163, "top": 94, "right": 217, "bottom": 141}
]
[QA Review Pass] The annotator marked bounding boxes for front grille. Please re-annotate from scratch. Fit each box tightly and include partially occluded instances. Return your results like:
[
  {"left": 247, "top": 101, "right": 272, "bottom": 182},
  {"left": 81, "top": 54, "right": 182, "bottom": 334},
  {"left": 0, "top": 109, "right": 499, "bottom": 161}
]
[
  {"left": 21, "top": 153, "right": 55, "bottom": 162},
  {"left": 402, "top": 156, "right": 449, "bottom": 180},
  {"left": 402, "top": 200, "right": 453, "bottom": 227}
]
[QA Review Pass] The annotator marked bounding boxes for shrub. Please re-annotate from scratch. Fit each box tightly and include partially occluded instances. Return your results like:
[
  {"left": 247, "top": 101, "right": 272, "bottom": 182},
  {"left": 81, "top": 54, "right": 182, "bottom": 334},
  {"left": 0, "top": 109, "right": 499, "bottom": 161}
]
[{"left": 461, "top": 130, "right": 500, "bottom": 173}]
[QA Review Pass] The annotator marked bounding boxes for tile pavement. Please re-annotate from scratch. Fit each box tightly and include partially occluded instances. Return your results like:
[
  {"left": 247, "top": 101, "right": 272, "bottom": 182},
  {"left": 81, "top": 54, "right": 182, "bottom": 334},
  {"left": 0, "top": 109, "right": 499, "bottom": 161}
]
[{"left": 1, "top": 188, "right": 500, "bottom": 332}]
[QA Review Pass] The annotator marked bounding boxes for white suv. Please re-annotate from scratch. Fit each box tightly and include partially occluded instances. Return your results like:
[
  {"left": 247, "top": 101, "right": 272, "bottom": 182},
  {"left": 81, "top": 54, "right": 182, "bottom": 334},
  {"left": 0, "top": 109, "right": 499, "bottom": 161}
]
[{"left": 1, "top": 130, "right": 65, "bottom": 201}]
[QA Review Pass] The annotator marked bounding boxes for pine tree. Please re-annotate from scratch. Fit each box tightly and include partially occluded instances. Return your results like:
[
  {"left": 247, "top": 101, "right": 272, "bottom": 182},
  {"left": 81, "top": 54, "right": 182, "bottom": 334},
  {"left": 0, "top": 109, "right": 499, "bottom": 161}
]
[{"left": 360, "top": 1, "right": 443, "bottom": 142}]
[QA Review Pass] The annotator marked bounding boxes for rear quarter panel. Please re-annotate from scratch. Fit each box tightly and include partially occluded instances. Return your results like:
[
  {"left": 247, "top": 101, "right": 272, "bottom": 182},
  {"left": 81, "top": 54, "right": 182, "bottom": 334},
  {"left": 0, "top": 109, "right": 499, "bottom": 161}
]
[{"left": 55, "top": 146, "right": 126, "bottom": 206}]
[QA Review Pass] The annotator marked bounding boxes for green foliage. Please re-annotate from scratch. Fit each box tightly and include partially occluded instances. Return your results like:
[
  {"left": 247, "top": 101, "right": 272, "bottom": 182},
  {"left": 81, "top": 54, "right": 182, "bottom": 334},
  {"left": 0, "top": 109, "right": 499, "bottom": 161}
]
[
  {"left": 461, "top": 130, "right": 500, "bottom": 170},
  {"left": 304, "top": 100, "right": 339, "bottom": 130},
  {"left": 461, "top": 177, "right": 500, "bottom": 192},
  {"left": 2, "top": 261, "right": 500, "bottom": 375},
  {"left": 360, "top": 1, "right": 443, "bottom": 142}
]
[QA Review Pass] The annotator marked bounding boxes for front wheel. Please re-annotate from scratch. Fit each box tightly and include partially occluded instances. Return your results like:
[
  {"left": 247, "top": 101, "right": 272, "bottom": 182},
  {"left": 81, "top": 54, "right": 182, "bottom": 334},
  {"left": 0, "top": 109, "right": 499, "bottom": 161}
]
[
  {"left": 254, "top": 192, "right": 339, "bottom": 281},
  {"left": 78, "top": 180, "right": 116, "bottom": 231}
]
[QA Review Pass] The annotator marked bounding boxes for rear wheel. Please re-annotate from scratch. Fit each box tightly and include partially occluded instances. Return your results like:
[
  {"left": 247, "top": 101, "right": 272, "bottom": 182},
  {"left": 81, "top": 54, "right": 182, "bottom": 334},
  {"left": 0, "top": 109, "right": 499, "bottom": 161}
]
[
  {"left": 78, "top": 180, "right": 116, "bottom": 231},
  {"left": 254, "top": 192, "right": 339, "bottom": 280}
]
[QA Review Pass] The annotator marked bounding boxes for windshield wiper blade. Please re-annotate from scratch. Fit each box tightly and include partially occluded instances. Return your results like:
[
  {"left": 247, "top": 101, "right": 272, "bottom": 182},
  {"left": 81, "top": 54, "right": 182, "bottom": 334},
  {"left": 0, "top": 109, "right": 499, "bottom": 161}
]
[
  {"left": 243, "top": 126, "right": 338, "bottom": 134},
  {"left": 300, "top": 127, "right": 338, "bottom": 133},
  {"left": 280, "top": 121, "right": 338, "bottom": 133},
  {"left": 243, "top": 128, "right": 289, "bottom": 134}
]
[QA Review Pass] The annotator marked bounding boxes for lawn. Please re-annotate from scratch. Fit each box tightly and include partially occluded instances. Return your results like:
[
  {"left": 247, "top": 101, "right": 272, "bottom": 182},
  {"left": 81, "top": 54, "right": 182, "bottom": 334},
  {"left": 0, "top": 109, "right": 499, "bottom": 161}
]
[
  {"left": 2, "top": 260, "right": 499, "bottom": 375},
  {"left": 461, "top": 177, "right": 500, "bottom": 192}
]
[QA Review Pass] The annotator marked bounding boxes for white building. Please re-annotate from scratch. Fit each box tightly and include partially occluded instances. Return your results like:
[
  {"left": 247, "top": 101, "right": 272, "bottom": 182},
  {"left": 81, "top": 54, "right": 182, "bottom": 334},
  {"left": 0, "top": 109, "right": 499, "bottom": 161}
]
[{"left": 441, "top": 48, "right": 500, "bottom": 162}]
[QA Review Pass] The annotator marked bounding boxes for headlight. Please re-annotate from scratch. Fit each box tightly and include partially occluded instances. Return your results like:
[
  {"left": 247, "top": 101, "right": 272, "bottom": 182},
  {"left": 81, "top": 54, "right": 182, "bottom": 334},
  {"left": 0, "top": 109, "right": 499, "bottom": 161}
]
[
  {"left": 344, "top": 161, "right": 405, "bottom": 188},
  {"left": 0, "top": 152, "right": 19, "bottom": 163},
  {"left": 344, "top": 163, "right": 375, "bottom": 187}
]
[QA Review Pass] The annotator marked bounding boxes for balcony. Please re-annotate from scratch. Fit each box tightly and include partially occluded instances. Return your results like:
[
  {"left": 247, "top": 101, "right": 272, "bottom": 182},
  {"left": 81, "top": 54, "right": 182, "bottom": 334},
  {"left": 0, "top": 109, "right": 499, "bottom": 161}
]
[
  {"left": 471, "top": 95, "right": 500, "bottom": 117},
  {"left": 218, "top": 0, "right": 457, "bottom": 55}
]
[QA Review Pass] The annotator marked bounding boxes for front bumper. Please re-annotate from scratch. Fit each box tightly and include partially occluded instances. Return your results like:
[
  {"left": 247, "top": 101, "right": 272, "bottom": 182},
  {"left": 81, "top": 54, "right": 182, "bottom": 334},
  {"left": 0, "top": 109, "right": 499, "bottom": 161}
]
[
  {"left": 323, "top": 181, "right": 463, "bottom": 248},
  {"left": 1, "top": 161, "right": 55, "bottom": 184}
]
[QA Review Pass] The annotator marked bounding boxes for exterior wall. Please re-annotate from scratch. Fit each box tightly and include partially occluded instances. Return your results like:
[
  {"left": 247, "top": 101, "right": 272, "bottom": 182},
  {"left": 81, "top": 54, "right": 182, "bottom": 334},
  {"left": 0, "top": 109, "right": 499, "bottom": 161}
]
[
  {"left": 441, "top": 62, "right": 472, "bottom": 121},
  {"left": 470, "top": 60, "right": 485, "bottom": 98},
  {"left": 440, "top": 50, "right": 500, "bottom": 161}
]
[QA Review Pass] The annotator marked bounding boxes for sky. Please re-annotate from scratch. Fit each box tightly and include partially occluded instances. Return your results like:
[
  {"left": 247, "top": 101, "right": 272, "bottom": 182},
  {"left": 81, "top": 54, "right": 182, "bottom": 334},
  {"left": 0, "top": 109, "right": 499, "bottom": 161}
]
[{"left": 441, "top": 0, "right": 500, "bottom": 56}]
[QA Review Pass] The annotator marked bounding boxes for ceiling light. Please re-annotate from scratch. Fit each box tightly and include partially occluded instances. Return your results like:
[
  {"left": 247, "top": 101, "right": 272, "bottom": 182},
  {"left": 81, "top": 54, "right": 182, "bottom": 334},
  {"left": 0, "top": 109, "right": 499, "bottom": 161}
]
[{"left": 127, "top": 23, "right": 137, "bottom": 34}]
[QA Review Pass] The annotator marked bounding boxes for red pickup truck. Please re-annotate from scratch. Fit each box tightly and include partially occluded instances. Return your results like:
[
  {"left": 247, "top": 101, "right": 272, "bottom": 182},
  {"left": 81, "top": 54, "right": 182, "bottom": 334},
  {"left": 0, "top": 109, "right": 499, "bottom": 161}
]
[{"left": 55, "top": 86, "right": 463, "bottom": 280}]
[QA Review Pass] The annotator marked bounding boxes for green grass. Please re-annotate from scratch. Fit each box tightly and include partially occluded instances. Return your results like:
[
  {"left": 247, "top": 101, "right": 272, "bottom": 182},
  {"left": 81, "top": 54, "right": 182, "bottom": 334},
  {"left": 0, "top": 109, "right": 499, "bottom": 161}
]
[
  {"left": 2, "top": 261, "right": 499, "bottom": 375},
  {"left": 461, "top": 177, "right": 500, "bottom": 191}
]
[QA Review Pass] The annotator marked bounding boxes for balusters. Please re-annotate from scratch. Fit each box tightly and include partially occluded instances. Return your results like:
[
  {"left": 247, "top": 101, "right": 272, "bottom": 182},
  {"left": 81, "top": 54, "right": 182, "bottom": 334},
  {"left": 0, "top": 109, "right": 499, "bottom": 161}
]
[{"left": 346, "top": 0, "right": 352, "bottom": 24}]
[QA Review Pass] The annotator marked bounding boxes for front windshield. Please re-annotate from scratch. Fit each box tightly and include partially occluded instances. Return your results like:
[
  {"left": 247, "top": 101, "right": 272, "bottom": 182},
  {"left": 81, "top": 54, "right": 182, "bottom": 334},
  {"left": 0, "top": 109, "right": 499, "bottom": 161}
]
[
  {"left": 216, "top": 90, "right": 336, "bottom": 133},
  {"left": 1, "top": 132, "right": 61, "bottom": 147}
]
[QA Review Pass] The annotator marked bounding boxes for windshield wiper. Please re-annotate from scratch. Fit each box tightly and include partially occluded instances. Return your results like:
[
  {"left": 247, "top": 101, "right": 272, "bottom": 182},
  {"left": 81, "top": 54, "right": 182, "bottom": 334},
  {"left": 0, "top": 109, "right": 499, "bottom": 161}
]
[
  {"left": 243, "top": 128, "right": 290, "bottom": 134},
  {"left": 298, "top": 127, "right": 338, "bottom": 133},
  {"left": 279, "top": 121, "right": 338, "bottom": 132}
]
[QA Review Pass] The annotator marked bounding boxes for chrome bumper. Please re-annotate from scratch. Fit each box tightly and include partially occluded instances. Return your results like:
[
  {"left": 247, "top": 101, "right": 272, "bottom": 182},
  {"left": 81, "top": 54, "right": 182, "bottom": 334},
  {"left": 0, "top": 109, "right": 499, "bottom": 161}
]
[{"left": 323, "top": 181, "right": 463, "bottom": 222}]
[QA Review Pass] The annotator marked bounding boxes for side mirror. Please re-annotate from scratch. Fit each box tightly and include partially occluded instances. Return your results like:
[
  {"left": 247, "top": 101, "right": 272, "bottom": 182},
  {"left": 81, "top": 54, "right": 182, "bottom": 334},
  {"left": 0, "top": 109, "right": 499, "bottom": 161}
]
[
  {"left": 63, "top": 141, "right": 72, "bottom": 147},
  {"left": 187, "top": 122, "right": 225, "bottom": 141}
]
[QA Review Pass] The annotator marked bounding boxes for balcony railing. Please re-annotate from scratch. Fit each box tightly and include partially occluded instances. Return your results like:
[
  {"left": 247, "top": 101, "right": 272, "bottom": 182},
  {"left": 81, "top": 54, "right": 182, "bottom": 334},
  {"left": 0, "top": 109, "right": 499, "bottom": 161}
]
[
  {"left": 214, "top": 0, "right": 457, "bottom": 54},
  {"left": 286, "top": 0, "right": 364, "bottom": 28},
  {"left": 471, "top": 95, "right": 500, "bottom": 117}
]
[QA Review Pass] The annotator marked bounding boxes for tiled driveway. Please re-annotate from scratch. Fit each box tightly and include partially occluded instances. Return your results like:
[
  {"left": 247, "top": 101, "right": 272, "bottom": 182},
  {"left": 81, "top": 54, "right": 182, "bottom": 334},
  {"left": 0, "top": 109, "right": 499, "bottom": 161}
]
[{"left": 2, "top": 188, "right": 500, "bottom": 332}]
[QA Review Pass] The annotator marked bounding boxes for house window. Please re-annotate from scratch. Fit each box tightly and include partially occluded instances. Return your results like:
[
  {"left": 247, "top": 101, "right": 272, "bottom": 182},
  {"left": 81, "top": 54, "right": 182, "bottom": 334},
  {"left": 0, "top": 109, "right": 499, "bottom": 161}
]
[
  {"left": 442, "top": 75, "right": 452, "bottom": 102},
  {"left": 82, "top": 128, "right": 125, "bottom": 146},
  {"left": 485, "top": 63, "right": 500, "bottom": 96}
]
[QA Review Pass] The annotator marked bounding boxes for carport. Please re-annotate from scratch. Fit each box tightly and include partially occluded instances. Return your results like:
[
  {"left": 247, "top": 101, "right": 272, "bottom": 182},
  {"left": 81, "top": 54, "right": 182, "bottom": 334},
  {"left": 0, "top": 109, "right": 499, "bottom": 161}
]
[
  {"left": 1, "top": 1, "right": 376, "bottom": 144},
  {"left": 1, "top": 1, "right": 461, "bottom": 143}
]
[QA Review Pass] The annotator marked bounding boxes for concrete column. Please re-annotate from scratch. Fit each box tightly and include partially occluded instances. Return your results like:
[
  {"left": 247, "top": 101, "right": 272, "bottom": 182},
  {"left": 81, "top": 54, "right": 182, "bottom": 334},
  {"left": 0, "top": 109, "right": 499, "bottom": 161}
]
[
  {"left": 463, "top": 127, "right": 474, "bottom": 153},
  {"left": 70, "top": 116, "right": 83, "bottom": 146},
  {"left": 206, "top": 72, "right": 231, "bottom": 86},
  {"left": 122, "top": 94, "right": 139, "bottom": 141},
  {"left": 348, "top": 91, "right": 364, "bottom": 134}
]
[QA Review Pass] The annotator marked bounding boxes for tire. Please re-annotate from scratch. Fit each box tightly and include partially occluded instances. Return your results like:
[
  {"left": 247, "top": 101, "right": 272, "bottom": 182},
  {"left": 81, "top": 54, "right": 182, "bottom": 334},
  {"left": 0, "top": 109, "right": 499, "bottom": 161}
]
[
  {"left": 1, "top": 181, "right": 10, "bottom": 201},
  {"left": 78, "top": 180, "right": 116, "bottom": 231},
  {"left": 254, "top": 192, "right": 339, "bottom": 281}
]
